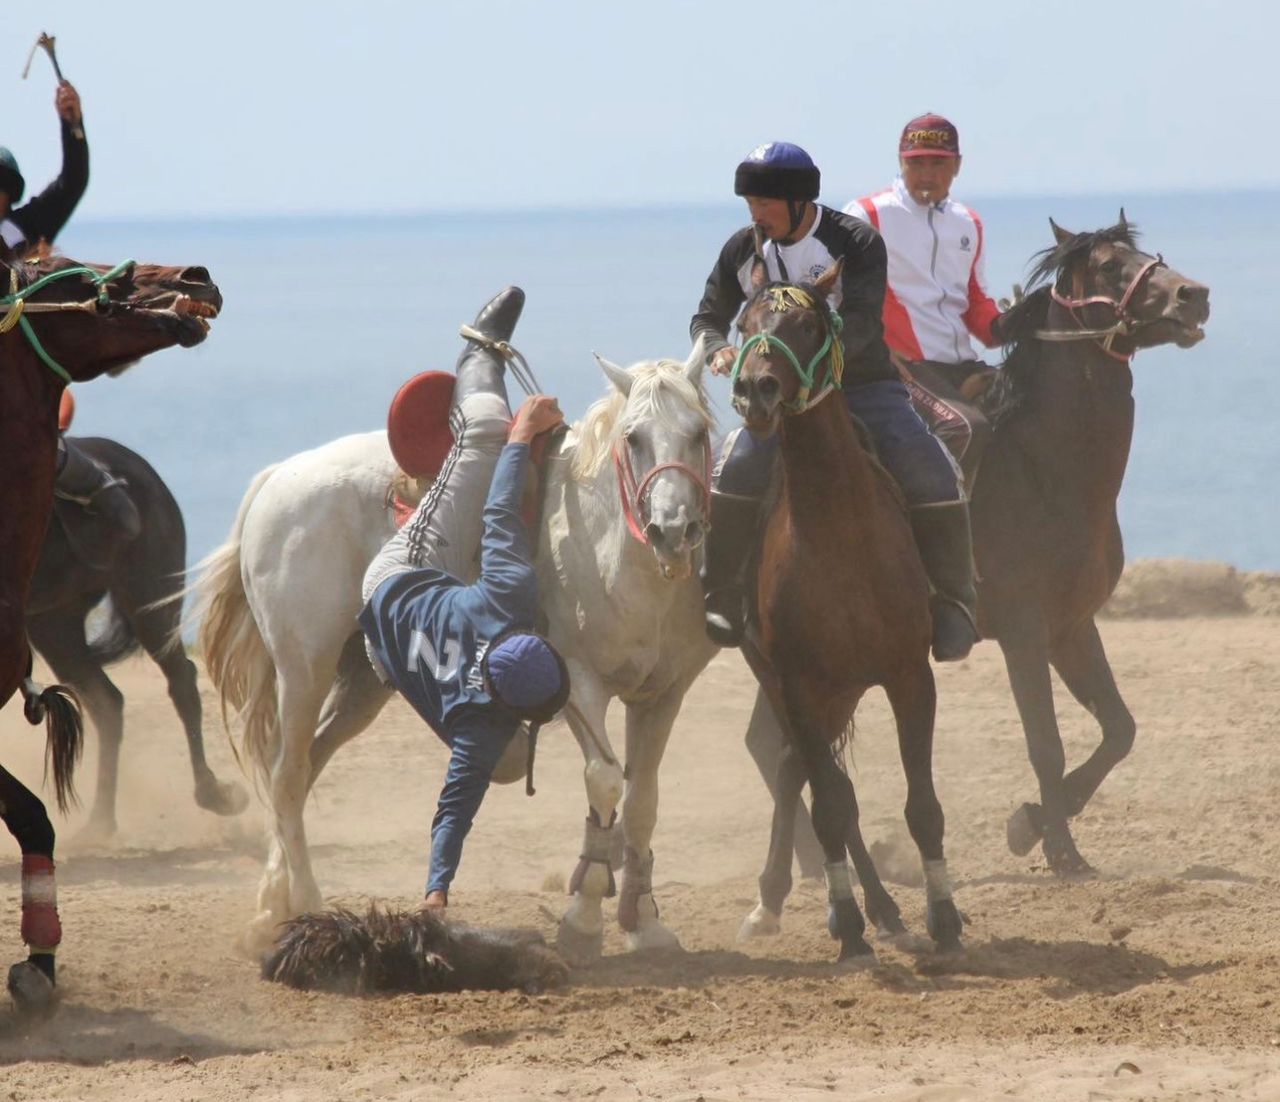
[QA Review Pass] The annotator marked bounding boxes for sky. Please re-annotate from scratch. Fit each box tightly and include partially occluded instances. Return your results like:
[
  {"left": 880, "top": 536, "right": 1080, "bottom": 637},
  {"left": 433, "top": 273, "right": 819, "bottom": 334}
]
[{"left": 3, "top": 0, "right": 1275, "bottom": 221}]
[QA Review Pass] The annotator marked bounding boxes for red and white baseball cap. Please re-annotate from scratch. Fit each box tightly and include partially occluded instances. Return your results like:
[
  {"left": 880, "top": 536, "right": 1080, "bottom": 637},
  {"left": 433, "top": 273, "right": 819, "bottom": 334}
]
[{"left": 899, "top": 114, "right": 960, "bottom": 158}]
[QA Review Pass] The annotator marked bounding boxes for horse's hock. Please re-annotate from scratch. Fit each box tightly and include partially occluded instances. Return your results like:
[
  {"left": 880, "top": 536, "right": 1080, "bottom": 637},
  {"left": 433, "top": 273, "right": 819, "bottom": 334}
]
[{"left": 1102, "top": 558, "right": 1280, "bottom": 618}]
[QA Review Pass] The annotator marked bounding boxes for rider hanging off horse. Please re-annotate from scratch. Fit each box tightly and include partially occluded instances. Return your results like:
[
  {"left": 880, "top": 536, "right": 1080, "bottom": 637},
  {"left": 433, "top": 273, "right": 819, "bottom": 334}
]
[
  {"left": 693, "top": 141, "right": 980, "bottom": 663},
  {"left": 1, "top": 78, "right": 140, "bottom": 569},
  {"left": 845, "top": 113, "right": 1006, "bottom": 484},
  {"left": 359, "top": 290, "right": 572, "bottom": 913}
]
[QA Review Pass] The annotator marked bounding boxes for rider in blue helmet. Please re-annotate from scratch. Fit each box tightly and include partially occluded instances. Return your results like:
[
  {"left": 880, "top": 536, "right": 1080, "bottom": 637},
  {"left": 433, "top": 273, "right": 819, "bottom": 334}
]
[
  {"left": 360, "top": 292, "right": 571, "bottom": 912},
  {"left": 691, "top": 141, "right": 980, "bottom": 662}
]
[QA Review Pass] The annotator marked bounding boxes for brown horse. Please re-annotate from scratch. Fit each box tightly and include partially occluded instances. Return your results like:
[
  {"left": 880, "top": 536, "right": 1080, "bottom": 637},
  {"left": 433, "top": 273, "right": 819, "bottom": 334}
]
[
  {"left": 974, "top": 215, "right": 1210, "bottom": 875},
  {"left": 1, "top": 249, "right": 221, "bottom": 1008},
  {"left": 730, "top": 263, "right": 963, "bottom": 965}
]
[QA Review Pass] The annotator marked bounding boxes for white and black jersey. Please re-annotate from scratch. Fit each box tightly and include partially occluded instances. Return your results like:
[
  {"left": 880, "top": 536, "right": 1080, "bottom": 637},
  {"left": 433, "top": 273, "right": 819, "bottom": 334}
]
[{"left": 691, "top": 204, "right": 896, "bottom": 387}]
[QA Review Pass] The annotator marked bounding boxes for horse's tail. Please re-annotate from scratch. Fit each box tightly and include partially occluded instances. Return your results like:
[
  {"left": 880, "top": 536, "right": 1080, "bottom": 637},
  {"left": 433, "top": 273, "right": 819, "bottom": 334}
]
[
  {"left": 20, "top": 659, "right": 84, "bottom": 814},
  {"left": 87, "top": 594, "right": 141, "bottom": 666},
  {"left": 187, "top": 463, "right": 281, "bottom": 782}
]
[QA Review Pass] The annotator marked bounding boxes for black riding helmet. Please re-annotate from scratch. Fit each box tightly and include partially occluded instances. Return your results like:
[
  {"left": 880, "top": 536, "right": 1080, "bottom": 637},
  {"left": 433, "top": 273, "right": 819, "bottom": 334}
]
[
  {"left": 0, "top": 148, "right": 25, "bottom": 205},
  {"left": 734, "top": 142, "right": 820, "bottom": 238}
]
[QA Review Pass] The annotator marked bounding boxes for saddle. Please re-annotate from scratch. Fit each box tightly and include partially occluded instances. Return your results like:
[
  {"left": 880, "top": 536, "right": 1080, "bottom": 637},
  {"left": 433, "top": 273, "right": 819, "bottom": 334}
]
[{"left": 384, "top": 369, "right": 562, "bottom": 533}]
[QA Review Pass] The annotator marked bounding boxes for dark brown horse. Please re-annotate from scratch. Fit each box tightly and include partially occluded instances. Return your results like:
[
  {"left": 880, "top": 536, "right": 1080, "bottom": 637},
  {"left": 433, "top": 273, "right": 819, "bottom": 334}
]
[
  {"left": 974, "top": 215, "right": 1209, "bottom": 875},
  {"left": 1, "top": 249, "right": 221, "bottom": 1009},
  {"left": 28, "top": 436, "right": 248, "bottom": 837},
  {"left": 731, "top": 264, "right": 963, "bottom": 965}
]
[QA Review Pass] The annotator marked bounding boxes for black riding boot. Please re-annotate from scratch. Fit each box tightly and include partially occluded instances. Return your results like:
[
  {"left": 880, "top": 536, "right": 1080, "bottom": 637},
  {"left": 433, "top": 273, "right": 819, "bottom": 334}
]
[
  {"left": 702, "top": 491, "right": 761, "bottom": 648},
  {"left": 453, "top": 286, "right": 526, "bottom": 406},
  {"left": 55, "top": 439, "right": 142, "bottom": 570},
  {"left": 910, "top": 502, "right": 980, "bottom": 662}
]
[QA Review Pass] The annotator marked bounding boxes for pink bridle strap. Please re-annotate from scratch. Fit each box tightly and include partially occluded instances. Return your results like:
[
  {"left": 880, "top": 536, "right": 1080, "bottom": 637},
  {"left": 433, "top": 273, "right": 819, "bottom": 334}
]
[
  {"left": 1048, "top": 255, "right": 1164, "bottom": 362},
  {"left": 613, "top": 441, "right": 712, "bottom": 546}
]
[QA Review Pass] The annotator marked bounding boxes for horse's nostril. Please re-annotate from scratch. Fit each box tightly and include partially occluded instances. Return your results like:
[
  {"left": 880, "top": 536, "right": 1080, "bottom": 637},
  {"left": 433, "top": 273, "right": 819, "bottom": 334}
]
[
  {"left": 732, "top": 376, "right": 748, "bottom": 397},
  {"left": 1177, "top": 283, "right": 1208, "bottom": 305},
  {"left": 180, "top": 266, "right": 211, "bottom": 284},
  {"left": 645, "top": 522, "right": 664, "bottom": 547},
  {"left": 684, "top": 521, "right": 702, "bottom": 545}
]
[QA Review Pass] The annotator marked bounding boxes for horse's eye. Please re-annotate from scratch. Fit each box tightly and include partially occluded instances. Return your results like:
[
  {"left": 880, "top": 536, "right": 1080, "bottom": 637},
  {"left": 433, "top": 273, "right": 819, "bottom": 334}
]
[{"left": 1099, "top": 259, "right": 1120, "bottom": 277}]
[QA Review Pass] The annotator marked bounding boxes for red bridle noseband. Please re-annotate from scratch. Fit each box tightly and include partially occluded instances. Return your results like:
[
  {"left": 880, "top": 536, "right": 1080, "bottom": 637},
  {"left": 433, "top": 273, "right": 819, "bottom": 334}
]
[
  {"left": 1046, "top": 254, "right": 1165, "bottom": 362},
  {"left": 612, "top": 436, "right": 712, "bottom": 546}
]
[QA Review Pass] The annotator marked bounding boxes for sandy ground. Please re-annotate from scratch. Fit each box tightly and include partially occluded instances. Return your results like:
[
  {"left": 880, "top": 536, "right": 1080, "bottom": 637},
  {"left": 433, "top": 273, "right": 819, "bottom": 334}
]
[{"left": 2, "top": 584, "right": 1280, "bottom": 1099}]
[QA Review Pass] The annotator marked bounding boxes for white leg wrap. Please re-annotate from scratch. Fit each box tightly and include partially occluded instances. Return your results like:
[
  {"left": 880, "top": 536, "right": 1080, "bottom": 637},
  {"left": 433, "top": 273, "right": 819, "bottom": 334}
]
[
  {"left": 923, "top": 858, "right": 953, "bottom": 904},
  {"left": 824, "top": 860, "right": 855, "bottom": 903}
]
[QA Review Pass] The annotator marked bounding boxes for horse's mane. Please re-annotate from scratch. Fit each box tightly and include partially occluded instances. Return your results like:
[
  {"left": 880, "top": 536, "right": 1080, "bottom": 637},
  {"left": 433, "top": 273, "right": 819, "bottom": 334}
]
[
  {"left": 983, "top": 219, "right": 1140, "bottom": 424},
  {"left": 570, "top": 359, "right": 713, "bottom": 481}
]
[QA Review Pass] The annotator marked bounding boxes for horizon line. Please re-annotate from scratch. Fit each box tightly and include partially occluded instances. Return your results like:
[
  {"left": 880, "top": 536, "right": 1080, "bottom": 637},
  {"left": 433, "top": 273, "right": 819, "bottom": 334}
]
[{"left": 70, "top": 184, "right": 1280, "bottom": 229}]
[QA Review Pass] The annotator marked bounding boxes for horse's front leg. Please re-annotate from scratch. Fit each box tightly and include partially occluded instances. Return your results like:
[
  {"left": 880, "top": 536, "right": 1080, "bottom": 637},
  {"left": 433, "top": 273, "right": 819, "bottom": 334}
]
[
  {"left": 784, "top": 682, "right": 876, "bottom": 967},
  {"left": 998, "top": 613, "right": 1092, "bottom": 877},
  {"left": 1051, "top": 618, "right": 1136, "bottom": 819},
  {"left": 1, "top": 765, "right": 60, "bottom": 1011},
  {"left": 557, "top": 664, "right": 623, "bottom": 967},
  {"left": 740, "top": 736, "right": 807, "bottom": 940},
  {"left": 617, "top": 685, "right": 688, "bottom": 953}
]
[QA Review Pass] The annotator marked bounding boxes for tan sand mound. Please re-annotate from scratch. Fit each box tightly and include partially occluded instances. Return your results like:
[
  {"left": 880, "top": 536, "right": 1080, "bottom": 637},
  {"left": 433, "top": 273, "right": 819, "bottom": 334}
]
[{"left": 1102, "top": 557, "right": 1280, "bottom": 617}]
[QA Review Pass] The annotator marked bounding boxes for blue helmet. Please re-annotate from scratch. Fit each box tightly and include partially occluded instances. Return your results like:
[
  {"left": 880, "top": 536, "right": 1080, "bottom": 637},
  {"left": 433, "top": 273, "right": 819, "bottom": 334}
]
[
  {"left": 482, "top": 631, "right": 570, "bottom": 722},
  {"left": 734, "top": 142, "right": 820, "bottom": 201},
  {"left": 0, "top": 147, "right": 25, "bottom": 204}
]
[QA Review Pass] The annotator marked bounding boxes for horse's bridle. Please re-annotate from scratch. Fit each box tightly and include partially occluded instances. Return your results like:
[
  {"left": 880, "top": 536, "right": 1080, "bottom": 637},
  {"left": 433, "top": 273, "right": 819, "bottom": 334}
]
[
  {"left": 0, "top": 259, "right": 137, "bottom": 382},
  {"left": 1039, "top": 253, "right": 1165, "bottom": 362},
  {"left": 613, "top": 431, "right": 712, "bottom": 547},
  {"left": 730, "top": 285, "right": 845, "bottom": 413}
]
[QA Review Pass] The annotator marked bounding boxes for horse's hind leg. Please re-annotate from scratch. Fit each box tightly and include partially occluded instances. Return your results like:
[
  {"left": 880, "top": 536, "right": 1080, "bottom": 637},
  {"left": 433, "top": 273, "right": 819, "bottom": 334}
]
[
  {"left": 0, "top": 766, "right": 60, "bottom": 1009},
  {"left": 744, "top": 686, "right": 825, "bottom": 879},
  {"left": 1051, "top": 618, "right": 1136, "bottom": 819},
  {"left": 740, "top": 737, "right": 806, "bottom": 940},
  {"left": 307, "top": 633, "right": 394, "bottom": 792},
  {"left": 122, "top": 586, "right": 248, "bottom": 818},
  {"left": 27, "top": 609, "right": 123, "bottom": 839},
  {"left": 617, "top": 685, "right": 687, "bottom": 953},
  {"left": 884, "top": 663, "right": 961, "bottom": 951},
  {"left": 998, "top": 615, "right": 1092, "bottom": 877}
]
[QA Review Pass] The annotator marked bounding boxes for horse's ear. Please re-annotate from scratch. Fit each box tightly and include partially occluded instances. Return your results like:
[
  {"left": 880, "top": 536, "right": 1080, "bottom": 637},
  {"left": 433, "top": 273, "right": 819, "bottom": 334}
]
[
  {"left": 812, "top": 256, "right": 844, "bottom": 298},
  {"left": 684, "top": 335, "right": 706, "bottom": 387},
  {"left": 1049, "top": 218, "right": 1073, "bottom": 245},
  {"left": 1118, "top": 207, "right": 1128, "bottom": 228},
  {"left": 593, "top": 352, "right": 633, "bottom": 396},
  {"left": 750, "top": 256, "right": 768, "bottom": 290}
]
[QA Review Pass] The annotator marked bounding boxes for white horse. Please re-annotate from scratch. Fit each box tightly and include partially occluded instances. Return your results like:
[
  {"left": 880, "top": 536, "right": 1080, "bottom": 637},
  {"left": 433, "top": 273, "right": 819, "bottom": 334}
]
[{"left": 193, "top": 347, "right": 718, "bottom": 961}]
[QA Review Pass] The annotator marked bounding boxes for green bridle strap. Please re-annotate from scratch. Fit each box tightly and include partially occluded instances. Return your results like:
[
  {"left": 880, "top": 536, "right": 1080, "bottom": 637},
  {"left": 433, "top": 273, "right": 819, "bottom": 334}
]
[
  {"left": 0, "top": 259, "right": 138, "bottom": 384},
  {"left": 729, "top": 285, "right": 845, "bottom": 412}
]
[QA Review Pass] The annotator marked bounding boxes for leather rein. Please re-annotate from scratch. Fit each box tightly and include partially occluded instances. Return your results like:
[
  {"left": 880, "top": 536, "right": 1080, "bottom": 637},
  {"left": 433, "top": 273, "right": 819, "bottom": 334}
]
[{"left": 1037, "top": 254, "right": 1165, "bottom": 362}]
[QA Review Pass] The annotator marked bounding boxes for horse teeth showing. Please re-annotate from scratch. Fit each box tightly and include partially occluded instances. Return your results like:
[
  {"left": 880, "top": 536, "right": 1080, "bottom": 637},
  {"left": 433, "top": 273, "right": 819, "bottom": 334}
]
[{"left": 260, "top": 904, "right": 569, "bottom": 996}]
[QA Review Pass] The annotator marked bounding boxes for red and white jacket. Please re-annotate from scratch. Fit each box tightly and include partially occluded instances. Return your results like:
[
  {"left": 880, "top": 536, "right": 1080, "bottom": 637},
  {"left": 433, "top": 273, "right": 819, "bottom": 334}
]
[{"left": 844, "top": 178, "right": 1001, "bottom": 364}]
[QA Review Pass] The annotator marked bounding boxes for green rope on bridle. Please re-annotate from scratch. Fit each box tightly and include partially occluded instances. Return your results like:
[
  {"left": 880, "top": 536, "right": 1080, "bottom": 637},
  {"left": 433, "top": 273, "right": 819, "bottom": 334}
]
[
  {"left": 0, "top": 259, "right": 137, "bottom": 383},
  {"left": 729, "top": 285, "right": 845, "bottom": 413}
]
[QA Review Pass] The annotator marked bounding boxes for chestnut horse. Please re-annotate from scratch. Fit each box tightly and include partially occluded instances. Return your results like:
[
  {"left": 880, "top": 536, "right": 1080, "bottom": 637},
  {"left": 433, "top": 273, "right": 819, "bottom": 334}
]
[
  {"left": 730, "top": 262, "right": 963, "bottom": 965},
  {"left": 0, "top": 249, "right": 221, "bottom": 1007}
]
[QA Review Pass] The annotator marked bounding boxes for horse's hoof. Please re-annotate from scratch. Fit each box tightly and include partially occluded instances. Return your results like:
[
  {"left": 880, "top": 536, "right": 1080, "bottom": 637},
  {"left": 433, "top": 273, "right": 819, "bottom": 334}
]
[
  {"left": 926, "top": 899, "right": 965, "bottom": 953},
  {"left": 624, "top": 922, "right": 682, "bottom": 954},
  {"left": 867, "top": 905, "right": 908, "bottom": 939},
  {"left": 1048, "top": 852, "right": 1097, "bottom": 880},
  {"left": 556, "top": 919, "right": 603, "bottom": 968},
  {"left": 737, "top": 903, "right": 781, "bottom": 941},
  {"left": 835, "top": 944, "right": 877, "bottom": 971},
  {"left": 196, "top": 776, "right": 250, "bottom": 817},
  {"left": 7, "top": 961, "right": 56, "bottom": 1015},
  {"left": 1006, "top": 803, "right": 1043, "bottom": 856}
]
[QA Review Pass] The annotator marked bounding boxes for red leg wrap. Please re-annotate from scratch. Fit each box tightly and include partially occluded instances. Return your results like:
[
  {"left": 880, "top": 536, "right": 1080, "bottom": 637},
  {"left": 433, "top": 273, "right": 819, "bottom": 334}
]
[{"left": 20, "top": 854, "right": 62, "bottom": 951}]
